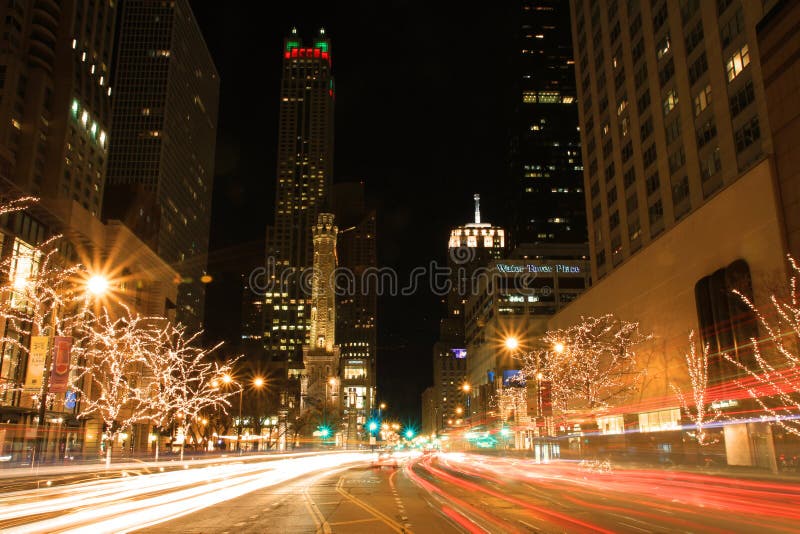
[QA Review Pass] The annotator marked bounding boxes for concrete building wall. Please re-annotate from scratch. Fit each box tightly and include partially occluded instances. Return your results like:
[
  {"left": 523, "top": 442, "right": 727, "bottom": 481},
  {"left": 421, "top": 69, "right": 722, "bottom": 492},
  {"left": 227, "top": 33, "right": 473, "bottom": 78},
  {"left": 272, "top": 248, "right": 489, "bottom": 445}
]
[{"left": 548, "top": 158, "right": 787, "bottom": 403}]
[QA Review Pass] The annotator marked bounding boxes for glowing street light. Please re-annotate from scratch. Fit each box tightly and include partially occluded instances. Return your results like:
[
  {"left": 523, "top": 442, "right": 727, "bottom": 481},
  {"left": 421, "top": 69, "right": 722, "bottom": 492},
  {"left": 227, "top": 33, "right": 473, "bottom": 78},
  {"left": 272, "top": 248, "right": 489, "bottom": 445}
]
[
  {"left": 553, "top": 342, "right": 565, "bottom": 354},
  {"left": 462, "top": 383, "right": 471, "bottom": 393},
  {"left": 87, "top": 274, "right": 109, "bottom": 296},
  {"left": 253, "top": 376, "right": 265, "bottom": 388},
  {"left": 504, "top": 336, "right": 519, "bottom": 351}
]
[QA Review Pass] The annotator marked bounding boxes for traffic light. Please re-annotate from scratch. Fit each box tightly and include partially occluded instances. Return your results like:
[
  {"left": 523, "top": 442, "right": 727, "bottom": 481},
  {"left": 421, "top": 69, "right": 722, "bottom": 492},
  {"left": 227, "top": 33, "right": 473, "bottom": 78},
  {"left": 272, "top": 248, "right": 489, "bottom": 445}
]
[
  {"left": 367, "top": 420, "right": 378, "bottom": 433},
  {"left": 405, "top": 429, "right": 414, "bottom": 440},
  {"left": 318, "top": 425, "right": 331, "bottom": 438}
]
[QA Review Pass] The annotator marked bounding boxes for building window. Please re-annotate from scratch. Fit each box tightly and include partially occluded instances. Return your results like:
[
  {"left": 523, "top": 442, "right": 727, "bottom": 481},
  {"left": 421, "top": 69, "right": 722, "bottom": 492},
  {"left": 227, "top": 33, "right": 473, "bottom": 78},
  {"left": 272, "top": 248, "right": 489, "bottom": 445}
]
[
  {"left": 643, "top": 144, "right": 658, "bottom": 169},
  {"left": 624, "top": 167, "right": 636, "bottom": 189},
  {"left": 640, "top": 116, "right": 653, "bottom": 140},
  {"left": 694, "top": 259, "right": 758, "bottom": 383},
  {"left": 729, "top": 80, "right": 755, "bottom": 117},
  {"left": 639, "top": 408, "right": 681, "bottom": 432},
  {"left": 607, "top": 186, "right": 618, "bottom": 206},
  {"left": 725, "top": 44, "right": 750, "bottom": 82},
  {"left": 609, "top": 210, "right": 620, "bottom": 230},
  {"left": 662, "top": 88, "right": 679, "bottom": 116},
  {"left": 688, "top": 52, "right": 708, "bottom": 86},
  {"left": 720, "top": 8, "right": 745, "bottom": 49},
  {"left": 665, "top": 117, "right": 682, "bottom": 145},
  {"left": 648, "top": 199, "right": 664, "bottom": 226},
  {"left": 734, "top": 116, "right": 760, "bottom": 153},
  {"left": 646, "top": 172, "right": 660, "bottom": 196},
  {"left": 672, "top": 175, "right": 690, "bottom": 205},
  {"left": 659, "top": 58, "right": 675, "bottom": 87},
  {"left": 685, "top": 20, "right": 704, "bottom": 54},
  {"left": 701, "top": 147, "right": 722, "bottom": 181},
  {"left": 668, "top": 147, "right": 686, "bottom": 174},
  {"left": 693, "top": 84, "right": 712, "bottom": 116},
  {"left": 634, "top": 63, "right": 648, "bottom": 89},
  {"left": 626, "top": 193, "right": 638, "bottom": 213},
  {"left": 637, "top": 90, "right": 651, "bottom": 114},
  {"left": 696, "top": 118, "right": 717, "bottom": 149}
]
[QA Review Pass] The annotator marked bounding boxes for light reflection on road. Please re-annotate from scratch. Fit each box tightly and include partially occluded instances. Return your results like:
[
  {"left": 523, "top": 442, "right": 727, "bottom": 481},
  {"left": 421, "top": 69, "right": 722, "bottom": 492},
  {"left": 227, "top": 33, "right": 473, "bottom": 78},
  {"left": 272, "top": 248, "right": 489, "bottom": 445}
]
[{"left": 0, "top": 452, "right": 367, "bottom": 533}]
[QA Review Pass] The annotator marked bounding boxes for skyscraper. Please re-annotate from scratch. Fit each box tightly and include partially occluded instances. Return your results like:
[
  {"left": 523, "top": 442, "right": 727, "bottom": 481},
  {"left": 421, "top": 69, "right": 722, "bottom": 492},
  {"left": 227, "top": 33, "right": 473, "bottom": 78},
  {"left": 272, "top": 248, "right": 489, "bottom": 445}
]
[
  {"left": 264, "top": 28, "right": 334, "bottom": 362},
  {"left": 333, "top": 182, "right": 376, "bottom": 444},
  {"left": 508, "top": 0, "right": 587, "bottom": 248},
  {"left": 571, "top": 0, "right": 773, "bottom": 281},
  {"left": 0, "top": 0, "right": 115, "bottom": 214},
  {"left": 104, "top": 0, "right": 219, "bottom": 332}
]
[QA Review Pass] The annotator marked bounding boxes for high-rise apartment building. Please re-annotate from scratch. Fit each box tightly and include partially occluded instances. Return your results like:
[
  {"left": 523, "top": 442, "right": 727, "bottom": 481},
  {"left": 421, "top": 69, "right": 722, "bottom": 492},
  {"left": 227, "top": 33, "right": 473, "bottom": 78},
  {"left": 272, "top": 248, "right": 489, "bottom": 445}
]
[
  {"left": 264, "top": 28, "right": 334, "bottom": 362},
  {"left": 509, "top": 0, "right": 586, "bottom": 248},
  {"left": 104, "top": 0, "right": 219, "bottom": 332},
  {"left": 571, "top": 0, "right": 773, "bottom": 281},
  {"left": 0, "top": 0, "right": 115, "bottom": 213}
]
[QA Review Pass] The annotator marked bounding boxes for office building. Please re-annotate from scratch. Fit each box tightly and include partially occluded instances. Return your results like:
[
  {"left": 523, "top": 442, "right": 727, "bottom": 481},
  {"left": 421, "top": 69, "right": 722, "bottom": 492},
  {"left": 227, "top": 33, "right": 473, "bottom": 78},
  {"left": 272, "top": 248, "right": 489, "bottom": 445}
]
[
  {"left": 508, "top": 0, "right": 587, "bottom": 248},
  {"left": 104, "top": 0, "right": 219, "bottom": 332},
  {"left": 263, "top": 28, "right": 334, "bottom": 363},
  {"left": 0, "top": 0, "right": 115, "bottom": 213},
  {"left": 571, "top": 0, "right": 773, "bottom": 281},
  {"left": 554, "top": 0, "right": 794, "bottom": 468}
]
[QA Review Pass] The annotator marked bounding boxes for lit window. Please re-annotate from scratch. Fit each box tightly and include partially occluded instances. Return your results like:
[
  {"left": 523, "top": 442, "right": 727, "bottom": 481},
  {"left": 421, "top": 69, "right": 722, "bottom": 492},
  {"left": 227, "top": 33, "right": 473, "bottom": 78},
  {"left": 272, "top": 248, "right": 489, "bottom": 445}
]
[
  {"left": 725, "top": 44, "right": 750, "bottom": 82},
  {"left": 693, "top": 84, "right": 712, "bottom": 116},
  {"left": 662, "top": 88, "right": 679, "bottom": 116},
  {"left": 81, "top": 110, "right": 88, "bottom": 126}
]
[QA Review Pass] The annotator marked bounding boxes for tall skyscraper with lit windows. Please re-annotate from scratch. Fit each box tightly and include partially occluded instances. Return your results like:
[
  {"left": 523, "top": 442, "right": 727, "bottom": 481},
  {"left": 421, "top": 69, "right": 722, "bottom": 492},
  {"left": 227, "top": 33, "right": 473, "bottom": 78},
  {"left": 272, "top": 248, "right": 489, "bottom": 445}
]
[
  {"left": 104, "top": 0, "right": 219, "bottom": 333},
  {"left": 509, "top": 0, "right": 587, "bottom": 248},
  {"left": 263, "top": 28, "right": 335, "bottom": 363}
]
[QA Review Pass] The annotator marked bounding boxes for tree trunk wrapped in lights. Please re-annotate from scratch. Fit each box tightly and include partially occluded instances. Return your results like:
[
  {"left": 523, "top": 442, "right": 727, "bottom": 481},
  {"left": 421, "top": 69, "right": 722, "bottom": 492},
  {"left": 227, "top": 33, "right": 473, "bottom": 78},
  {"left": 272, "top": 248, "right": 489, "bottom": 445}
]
[
  {"left": 724, "top": 255, "right": 800, "bottom": 436},
  {"left": 672, "top": 331, "right": 721, "bottom": 446},
  {"left": 520, "top": 314, "right": 649, "bottom": 414}
]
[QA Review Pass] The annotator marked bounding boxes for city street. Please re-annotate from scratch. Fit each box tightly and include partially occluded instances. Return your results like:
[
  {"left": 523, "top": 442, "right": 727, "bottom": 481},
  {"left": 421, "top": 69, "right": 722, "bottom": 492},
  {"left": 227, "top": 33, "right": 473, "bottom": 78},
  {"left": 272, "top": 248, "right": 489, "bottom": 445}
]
[{"left": 2, "top": 451, "right": 800, "bottom": 533}]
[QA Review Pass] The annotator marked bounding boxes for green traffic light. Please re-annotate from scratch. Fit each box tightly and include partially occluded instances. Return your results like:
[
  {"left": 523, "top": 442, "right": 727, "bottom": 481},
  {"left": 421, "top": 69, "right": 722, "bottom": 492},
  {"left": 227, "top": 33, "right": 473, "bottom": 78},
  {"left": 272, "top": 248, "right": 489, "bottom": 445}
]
[
  {"left": 405, "top": 429, "right": 414, "bottom": 439},
  {"left": 368, "top": 420, "right": 378, "bottom": 432},
  {"left": 319, "top": 426, "right": 331, "bottom": 438}
]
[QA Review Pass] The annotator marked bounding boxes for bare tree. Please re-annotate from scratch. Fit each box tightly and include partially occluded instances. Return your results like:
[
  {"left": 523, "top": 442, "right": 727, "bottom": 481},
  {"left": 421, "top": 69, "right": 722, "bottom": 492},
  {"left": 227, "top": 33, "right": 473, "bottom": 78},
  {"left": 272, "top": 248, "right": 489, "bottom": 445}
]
[
  {"left": 724, "top": 255, "right": 800, "bottom": 436},
  {"left": 672, "top": 331, "right": 722, "bottom": 446}
]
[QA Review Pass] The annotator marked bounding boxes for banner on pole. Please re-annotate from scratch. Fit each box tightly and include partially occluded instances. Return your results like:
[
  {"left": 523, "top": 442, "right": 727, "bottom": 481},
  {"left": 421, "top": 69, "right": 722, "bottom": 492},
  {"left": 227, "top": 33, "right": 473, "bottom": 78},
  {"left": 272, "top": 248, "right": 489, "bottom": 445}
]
[
  {"left": 24, "top": 336, "right": 49, "bottom": 389},
  {"left": 49, "top": 336, "right": 73, "bottom": 393}
]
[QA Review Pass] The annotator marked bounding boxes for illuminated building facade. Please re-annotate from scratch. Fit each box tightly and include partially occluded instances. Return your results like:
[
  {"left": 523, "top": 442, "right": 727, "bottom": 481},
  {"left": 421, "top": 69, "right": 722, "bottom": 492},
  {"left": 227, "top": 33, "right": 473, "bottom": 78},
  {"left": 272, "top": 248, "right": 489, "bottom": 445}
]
[
  {"left": 301, "top": 213, "right": 340, "bottom": 436},
  {"left": 509, "top": 0, "right": 587, "bottom": 247},
  {"left": 0, "top": 0, "right": 115, "bottom": 214},
  {"left": 464, "top": 256, "right": 589, "bottom": 425},
  {"left": 550, "top": 0, "right": 797, "bottom": 468},
  {"left": 447, "top": 194, "right": 505, "bottom": 319},
  {"left": 264, "top": 28, "right": 334, "bottom": 363},
  {"left": 104, "top": 0, "right": 219, "bottom": 332}
]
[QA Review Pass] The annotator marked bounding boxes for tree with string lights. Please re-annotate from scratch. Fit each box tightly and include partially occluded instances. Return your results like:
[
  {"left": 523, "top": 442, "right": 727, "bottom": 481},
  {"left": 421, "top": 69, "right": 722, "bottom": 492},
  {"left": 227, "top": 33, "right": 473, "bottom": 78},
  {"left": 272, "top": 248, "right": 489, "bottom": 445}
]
[
  {"left": 672, "top": 331, "right": 722, "bottom": 446},
  {"left": 520, "top": 314, "right": 649, "bottom": 414},
  {"left": 724, "top": 255, "right": 800, "bottom": 436},
  {"left": 146, "top": 322, "right": 239, "bottom": 461},
  {"left": 71, "top": 307, "right": 160, "bottom": 467}
]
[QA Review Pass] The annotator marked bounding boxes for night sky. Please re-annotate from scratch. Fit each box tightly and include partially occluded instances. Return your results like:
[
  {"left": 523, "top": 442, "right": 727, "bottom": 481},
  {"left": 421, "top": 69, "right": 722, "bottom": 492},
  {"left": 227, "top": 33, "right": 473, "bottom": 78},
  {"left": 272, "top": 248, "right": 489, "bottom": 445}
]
[{"left": 193, "top": 1, "right": 515, "bottom": 423}]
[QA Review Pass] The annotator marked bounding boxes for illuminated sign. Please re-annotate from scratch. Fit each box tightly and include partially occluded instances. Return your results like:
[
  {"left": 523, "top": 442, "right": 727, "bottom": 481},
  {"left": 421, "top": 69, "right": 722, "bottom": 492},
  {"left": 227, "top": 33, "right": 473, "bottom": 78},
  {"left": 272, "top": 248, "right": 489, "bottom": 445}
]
[
  {"left": 496, "top": 264, "right": 582, "bottom": 274},
  {"left": 711, "top": 400, "right": 739, "bottom": 410},
  {"left": 451, "top": 349, "right": 466, "bottom": 359},
  {"left": 502, "top": 370, "right": 525, "bottom": 387}
]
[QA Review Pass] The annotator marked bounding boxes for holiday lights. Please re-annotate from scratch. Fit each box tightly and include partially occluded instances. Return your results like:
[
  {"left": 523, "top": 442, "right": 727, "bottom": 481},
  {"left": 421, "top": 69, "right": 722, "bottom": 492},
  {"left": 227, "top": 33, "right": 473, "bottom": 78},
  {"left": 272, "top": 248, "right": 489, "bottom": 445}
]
[
  {"left": 723, "top": 255, "right": 800, "bottom": 435},
  {"left": 520, "top": 314, "right": 649, "bottom": 413},
  {"left": 672, "top": 331, "right": 721, "bottom": 445}
]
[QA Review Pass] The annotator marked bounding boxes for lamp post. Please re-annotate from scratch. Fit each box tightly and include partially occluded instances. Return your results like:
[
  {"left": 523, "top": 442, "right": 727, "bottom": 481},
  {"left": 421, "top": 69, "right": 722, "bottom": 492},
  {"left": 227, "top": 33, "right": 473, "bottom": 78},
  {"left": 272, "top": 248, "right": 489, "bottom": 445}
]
[{"left": 323, "top": 377, "right": 337, "bottom": 445}]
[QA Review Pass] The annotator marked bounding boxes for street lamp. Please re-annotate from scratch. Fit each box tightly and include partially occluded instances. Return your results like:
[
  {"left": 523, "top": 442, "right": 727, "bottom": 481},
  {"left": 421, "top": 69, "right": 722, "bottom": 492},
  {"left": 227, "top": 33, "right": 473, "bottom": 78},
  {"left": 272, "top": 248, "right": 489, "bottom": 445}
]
[
  {"left": 223, "top": 374, "right": 264, "bottom": 454},
  {"left": 504, "top": 336, "right": 520, "bottom": 351}
]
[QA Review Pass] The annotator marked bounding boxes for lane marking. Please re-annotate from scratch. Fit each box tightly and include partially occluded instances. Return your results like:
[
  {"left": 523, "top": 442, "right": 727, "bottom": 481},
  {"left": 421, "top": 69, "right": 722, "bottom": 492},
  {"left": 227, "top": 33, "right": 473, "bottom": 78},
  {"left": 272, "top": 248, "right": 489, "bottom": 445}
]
[
  {"left": 328, "top": 518, "right": 383, "bottom": 526},
  {"left": 335, "top": 477, "right": 412, "bottom": 533}
]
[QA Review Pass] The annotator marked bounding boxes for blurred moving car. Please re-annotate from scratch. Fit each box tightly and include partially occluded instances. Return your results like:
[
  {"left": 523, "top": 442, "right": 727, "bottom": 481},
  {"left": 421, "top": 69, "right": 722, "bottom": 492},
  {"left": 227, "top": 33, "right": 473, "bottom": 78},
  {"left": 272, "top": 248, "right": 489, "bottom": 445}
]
[{"left": 372, "top": 450, "right": 399, "bottom": 468}]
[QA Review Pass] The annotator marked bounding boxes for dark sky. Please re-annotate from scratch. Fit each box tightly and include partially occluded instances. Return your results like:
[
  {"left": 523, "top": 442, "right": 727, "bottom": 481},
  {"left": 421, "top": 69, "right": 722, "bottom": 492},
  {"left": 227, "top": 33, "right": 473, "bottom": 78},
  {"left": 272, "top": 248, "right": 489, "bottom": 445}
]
[{"left": 193, "top": 1, "right": 515, "bottom": 424}]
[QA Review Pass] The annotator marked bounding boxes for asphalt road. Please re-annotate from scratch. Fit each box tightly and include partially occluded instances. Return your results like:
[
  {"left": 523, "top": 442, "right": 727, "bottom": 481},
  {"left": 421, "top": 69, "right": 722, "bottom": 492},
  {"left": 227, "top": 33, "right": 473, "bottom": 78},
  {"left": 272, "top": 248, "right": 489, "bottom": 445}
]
[{"left": 3, "top": 451, "right": 800, "bottom": 533}]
